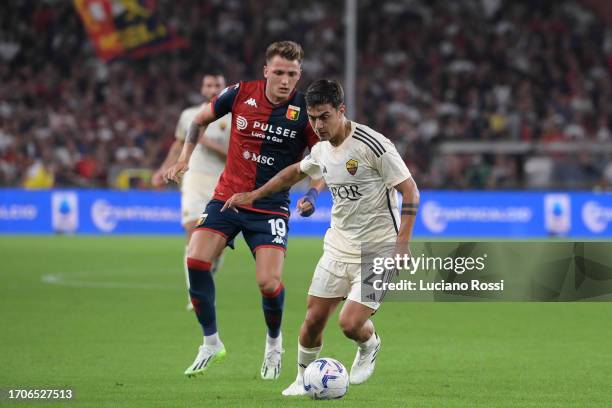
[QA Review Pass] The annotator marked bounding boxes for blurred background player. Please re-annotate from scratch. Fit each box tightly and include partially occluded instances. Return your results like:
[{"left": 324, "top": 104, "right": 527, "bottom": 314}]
[
  {"left": 152, "top": 73, "right": 231, "bottom": 310},
  {"left": 222, "top": 79, "right": 419, "bottom": 395},
  {"left": 164, "top": 41, "right": 323, "bottom": 380}
]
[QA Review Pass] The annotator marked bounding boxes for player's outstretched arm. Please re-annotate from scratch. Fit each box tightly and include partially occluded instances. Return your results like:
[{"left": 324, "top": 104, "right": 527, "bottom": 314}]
[
  {"left": 164, "top": 103, "right": 216, "bottom": 183},
  {"left": 394, "top": 177, "right": 420, "bottom": 255},
  {"left": 221, "top": 162, "right": 307, "bottom": 212},
  {"left": 152, "top": 140, "right": 183, "bottom": 187}
]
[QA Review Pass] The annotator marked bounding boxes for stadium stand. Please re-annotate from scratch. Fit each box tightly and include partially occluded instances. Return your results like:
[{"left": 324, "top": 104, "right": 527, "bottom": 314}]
[{"left": 0, "top": 0, "right": 610, "bottom": 189}]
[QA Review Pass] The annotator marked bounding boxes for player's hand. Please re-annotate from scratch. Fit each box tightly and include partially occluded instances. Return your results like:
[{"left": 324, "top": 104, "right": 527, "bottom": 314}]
[
  {"left": 393, "top": 242, "right": 411, "bottom": 278},
  {"left": 297, "top": 188, "right": 318, "bottom": 217},
  {"left": 221, "top": 192, "right": 257, "bottom": 212},
  {"left": 394, "top": 242, "right": 412, "bottom": 263},
  {"left": 163, "top": 161, "right": 188, "bottom": 184},
  {"left": 151, "top": 169, "right": 165, "bottom": 187},
  {"left": 296, "top": 197, "right": 314, "bottom": 216}
]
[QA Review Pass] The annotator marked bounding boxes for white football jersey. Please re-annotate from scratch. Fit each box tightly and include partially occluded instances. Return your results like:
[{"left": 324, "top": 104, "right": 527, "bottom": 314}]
[
  {"left": 300, "top": 121, "right": 412, "bottom": 263},
  {"left": 175, "top": 105, "right": 231, "bottom": 177}
]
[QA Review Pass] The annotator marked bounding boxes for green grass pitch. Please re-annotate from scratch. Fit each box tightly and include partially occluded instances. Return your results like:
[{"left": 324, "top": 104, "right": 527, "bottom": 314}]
[{"left": 1, "top": 236, "right": 611, "bottom": 407}]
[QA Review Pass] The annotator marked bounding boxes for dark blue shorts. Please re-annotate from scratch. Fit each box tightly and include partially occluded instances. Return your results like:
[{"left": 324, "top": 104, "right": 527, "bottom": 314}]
[{"left": 194, "top": 200, "right": 289, "bottom": 254}]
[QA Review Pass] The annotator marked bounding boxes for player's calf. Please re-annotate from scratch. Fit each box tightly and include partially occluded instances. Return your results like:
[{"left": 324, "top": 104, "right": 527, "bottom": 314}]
[
  {"left": 260, "top": 283, "right": 285, "bottom": 380},
  {"left": 300, "top": 310, "right": 328, "bottom": 346},
  {"left": 282, "top": 296, "right": 340, "bottom": 394},
  {"left": 338, "top": 311, "right": 374, "bottom": 342},
  {"left": 338, "top": 303, "right": 381, "bottom": 385},
  {"left": 186, "top": 257, "right": 217, "bottom": 335}
]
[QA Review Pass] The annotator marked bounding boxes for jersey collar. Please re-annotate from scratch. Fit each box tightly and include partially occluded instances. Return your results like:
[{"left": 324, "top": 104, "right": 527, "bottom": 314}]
[{"left": 330, "top": 121, "right": 356, "bottom": 149}]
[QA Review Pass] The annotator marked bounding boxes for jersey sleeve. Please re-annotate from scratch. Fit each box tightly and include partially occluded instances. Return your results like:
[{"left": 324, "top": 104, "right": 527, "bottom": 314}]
[
  {"left": 299, "top": 144, "right": 323, "bottom": 180},
  {"left": 204, "top": 114, "right": 231, "bottom": 153},
  {"left": 174, "top": 111, "right": 188, "bottom": 141},
  {"left": 304, "top": 122, "right": 319, "bottom": 149},
  {"left": 211, "top": 83, "right": 241, "bottom": 118},
  {"left": 374, "top": 138, "right": 412, "bottom": 188}
]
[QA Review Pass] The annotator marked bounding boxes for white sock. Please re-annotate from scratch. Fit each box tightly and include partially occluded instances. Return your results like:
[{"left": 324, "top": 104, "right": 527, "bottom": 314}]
[
  {"left": 358, "top": 323, "right": 377, "bottom": 351},
  {"left": 267, "top": 332, "right": 282, "bottom": 348},
  {"left": 204, "top": 332, "right": 221, "bottom": 347},
  {"left": 297, "top": 341, "right": 322, "bottom": 382}
]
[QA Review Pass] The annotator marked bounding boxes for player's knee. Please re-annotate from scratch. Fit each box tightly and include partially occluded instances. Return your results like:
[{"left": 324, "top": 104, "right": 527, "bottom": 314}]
[
  {"left": 258, "top": 277, "right": 281, "bottom": 295},
  {"left": 303, "top": 310, "right": 326, "bottom": 334},
  {"left": 186, "top": 254, "right": 212, "bottom": 269},
  {"left": 187, "top": 243, "right": 208, "bottom": 261},
  {"left": 339, "top": 316, "right": 361, "bottom": 339}
]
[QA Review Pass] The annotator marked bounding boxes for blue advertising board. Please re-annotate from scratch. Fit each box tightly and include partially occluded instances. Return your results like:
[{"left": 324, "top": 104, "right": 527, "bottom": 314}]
[
  {"left": 0, "top": 189, "right": 611, "bottom": 238},
  {"left": 0, "top": 189, "right": 182, "bottom": 235}
]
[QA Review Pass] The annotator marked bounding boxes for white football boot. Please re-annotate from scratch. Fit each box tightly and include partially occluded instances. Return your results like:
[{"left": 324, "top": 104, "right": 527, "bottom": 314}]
[
  {"left": 349, "top": 332, "right": 381, "bottom": 384},
  {"left": 184, "top": 342, "right": 226, "bottom": 377},
  {"left": 282, "top": 377, "right": 307, "bottom": 396},
  {"left": 261, "top": 333, "right": 284, "bottom": 380}
]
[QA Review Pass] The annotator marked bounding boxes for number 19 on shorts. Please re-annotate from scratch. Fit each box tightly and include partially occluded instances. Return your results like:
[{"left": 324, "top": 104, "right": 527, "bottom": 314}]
[{"left": 268, "top": 219, "right": 286, "bottom": 237}]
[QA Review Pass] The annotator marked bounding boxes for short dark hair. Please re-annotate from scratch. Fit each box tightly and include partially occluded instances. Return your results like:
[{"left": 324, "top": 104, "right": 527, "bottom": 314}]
[
  {"left": 305, "top": 79, "right": 344, "bottom": 109},
  {"left": 202, "top": 72, "right": 224, "bottom": 80},
  {"left": 265, "top": 41, "right": 304, "bottom": 63}
]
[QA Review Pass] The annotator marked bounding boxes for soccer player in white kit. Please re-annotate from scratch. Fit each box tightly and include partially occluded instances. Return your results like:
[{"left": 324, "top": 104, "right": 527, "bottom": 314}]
[
  {"left": 153, "top": 73, "right": 232, "bottom": 309},
  {"left": 223, "top": 79, "right": 419, "bottom": 394}
]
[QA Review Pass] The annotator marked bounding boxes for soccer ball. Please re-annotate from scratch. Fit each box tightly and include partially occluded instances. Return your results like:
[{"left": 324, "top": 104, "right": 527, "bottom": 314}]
[{"left": 303, "top": 358, "right": 349, "bottom": 399}]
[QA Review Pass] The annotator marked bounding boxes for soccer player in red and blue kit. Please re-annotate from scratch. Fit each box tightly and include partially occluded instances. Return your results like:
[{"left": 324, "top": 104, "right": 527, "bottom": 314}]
[{"left": 164, "top": 41, "right": 322, "bottom": 380}]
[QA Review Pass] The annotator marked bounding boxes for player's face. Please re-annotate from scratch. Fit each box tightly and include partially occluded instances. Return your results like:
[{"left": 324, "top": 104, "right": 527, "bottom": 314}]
[
  {"left": 263, "top": 56, "right": 301, "bottom": 103},
  {"left": 200, "top": 75, "right": 226, "bottom": 101},
  {"left": 307, "top": 103, "right": 346, "bottom": 142}
]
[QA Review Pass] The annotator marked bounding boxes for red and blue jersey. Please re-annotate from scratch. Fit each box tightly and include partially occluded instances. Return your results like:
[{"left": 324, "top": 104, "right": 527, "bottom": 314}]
[{"left": 210, "top": 79, "right": 318, "bottom": 216}]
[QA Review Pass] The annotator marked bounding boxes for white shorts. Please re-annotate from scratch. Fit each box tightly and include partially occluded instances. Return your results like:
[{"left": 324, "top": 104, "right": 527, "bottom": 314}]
[
  {"left": 180, "top": 170, "right": 218, "bottom": 226},
  {"left": 308, "top": 252, "right": 380, "bottom": 310}
]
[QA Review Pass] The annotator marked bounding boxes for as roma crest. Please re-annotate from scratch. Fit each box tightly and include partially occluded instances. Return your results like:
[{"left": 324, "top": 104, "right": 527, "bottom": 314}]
[
  {"left": 346, "top": 159, "right": 358, "bottom": 175},
  {"left": 286, "top": 105, "right": 301, "bottom": 121}
]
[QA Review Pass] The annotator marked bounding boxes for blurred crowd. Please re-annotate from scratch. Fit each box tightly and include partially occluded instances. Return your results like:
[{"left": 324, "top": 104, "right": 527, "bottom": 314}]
[
  {"left": 355, "top": 0, "right": 612, "bottom": 188},
  {"left": 1, "top": 0, "right": 611, "bottom": 189}
]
